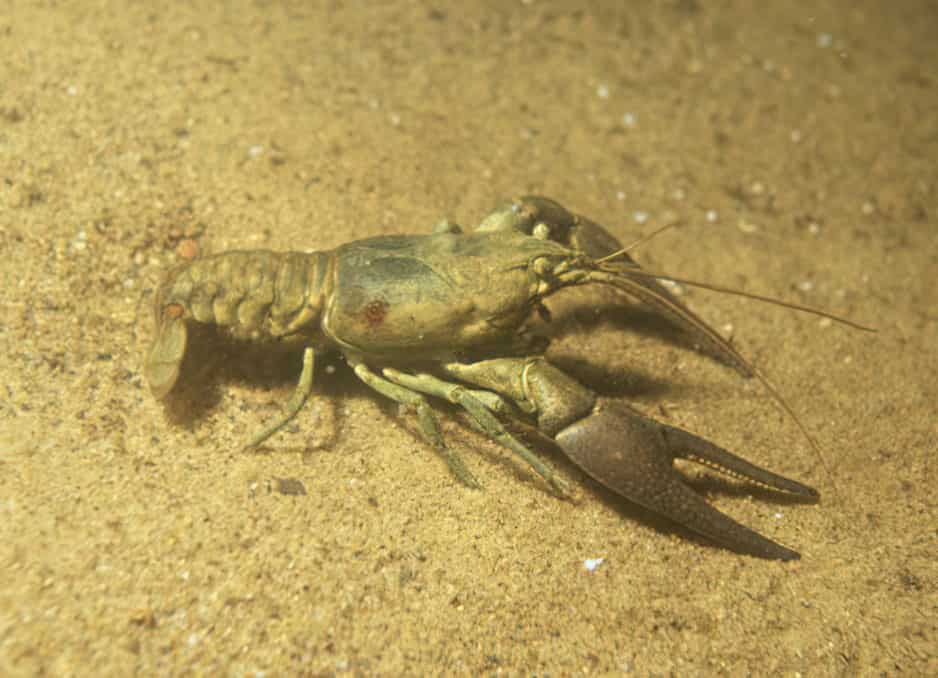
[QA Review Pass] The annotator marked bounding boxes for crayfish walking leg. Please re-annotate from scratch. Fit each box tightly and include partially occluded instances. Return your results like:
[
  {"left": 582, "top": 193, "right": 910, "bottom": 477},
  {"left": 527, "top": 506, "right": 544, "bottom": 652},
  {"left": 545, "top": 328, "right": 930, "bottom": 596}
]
[
  {"left": 377, "top": 367, "right": 571, "bottom": 497},
  {"left": 350, "top": 362, "right": 482, "bottom": 489}
]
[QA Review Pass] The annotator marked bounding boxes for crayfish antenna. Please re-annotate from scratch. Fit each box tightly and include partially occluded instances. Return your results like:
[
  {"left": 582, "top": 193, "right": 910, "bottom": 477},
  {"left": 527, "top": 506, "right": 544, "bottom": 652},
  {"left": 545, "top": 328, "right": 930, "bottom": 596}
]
[
  {"left": 597, "top": 221, "right": 877, "bottom": 332},
  {"left": 618, "top": 268, "right": 877, "bottom": 333}
]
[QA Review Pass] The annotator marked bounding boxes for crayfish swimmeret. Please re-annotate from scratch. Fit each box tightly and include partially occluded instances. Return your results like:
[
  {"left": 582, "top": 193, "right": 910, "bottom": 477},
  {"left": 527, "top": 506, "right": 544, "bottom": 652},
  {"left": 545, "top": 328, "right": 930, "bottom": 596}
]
[{"left": 146, "top": 196, "right": 870, "bottom": 560}]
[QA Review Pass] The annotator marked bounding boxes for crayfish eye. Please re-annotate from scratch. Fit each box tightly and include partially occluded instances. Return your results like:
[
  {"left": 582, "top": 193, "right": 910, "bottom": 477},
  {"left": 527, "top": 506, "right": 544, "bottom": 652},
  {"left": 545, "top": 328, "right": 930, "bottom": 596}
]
[{"left": 532, "top": 222, "right": 551, "bottom": 240}]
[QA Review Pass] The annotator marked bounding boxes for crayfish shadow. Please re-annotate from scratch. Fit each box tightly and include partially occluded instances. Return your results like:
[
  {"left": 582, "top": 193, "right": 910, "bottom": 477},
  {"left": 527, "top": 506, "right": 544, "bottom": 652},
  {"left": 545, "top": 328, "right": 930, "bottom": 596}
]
[
  {"left": 160, "top": 324, "right": 230, "bottom": 426},
  {"left": 542, "top": 295, "right": 737, "bottom": 372},
  {"left": 547, "top": 354, "right": 678, "bottom": 400},
  {"left": 159, "top": 326, "right": 356, "bottom": 429}
]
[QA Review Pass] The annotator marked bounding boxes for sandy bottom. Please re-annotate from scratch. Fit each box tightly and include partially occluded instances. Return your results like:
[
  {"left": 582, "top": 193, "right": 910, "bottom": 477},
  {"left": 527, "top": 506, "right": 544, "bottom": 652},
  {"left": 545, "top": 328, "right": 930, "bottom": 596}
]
[{"left": 1, "top": 1, "right": 935, "bottom": 675}]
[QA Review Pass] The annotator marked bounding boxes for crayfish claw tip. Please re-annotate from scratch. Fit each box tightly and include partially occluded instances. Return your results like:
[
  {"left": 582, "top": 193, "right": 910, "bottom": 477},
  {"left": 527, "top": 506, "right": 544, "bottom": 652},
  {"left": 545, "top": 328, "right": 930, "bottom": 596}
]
[{"left": 554, "top": 403, "right": 808, "bottom": 560}]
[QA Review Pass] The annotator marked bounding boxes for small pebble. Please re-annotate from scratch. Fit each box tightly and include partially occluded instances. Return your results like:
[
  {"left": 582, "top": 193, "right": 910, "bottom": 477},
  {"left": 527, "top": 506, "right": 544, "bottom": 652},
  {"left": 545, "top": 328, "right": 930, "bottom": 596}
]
[
  {"left": 176, "top": 238, "right": 201, "bottom": 261},
  {"left": 584, "top": 557, "right": 604, "bottom": 572},
  {"left": 275, "top": 477, "right": 307, "bottom": 496}
]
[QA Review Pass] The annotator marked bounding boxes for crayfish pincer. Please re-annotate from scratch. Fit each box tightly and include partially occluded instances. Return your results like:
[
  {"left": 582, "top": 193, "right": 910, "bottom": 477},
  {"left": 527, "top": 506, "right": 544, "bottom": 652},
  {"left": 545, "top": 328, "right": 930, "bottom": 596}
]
[{"left": 146, "top": 196, "right": 872, "bottom": 560}]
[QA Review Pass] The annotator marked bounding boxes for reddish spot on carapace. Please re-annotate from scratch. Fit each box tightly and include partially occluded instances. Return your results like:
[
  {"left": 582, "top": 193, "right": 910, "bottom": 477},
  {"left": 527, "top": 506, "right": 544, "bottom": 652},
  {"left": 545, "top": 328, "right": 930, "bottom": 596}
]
[
  {"left": 363, "top": 299, "right": 390, "bottom": 328},
  {"left": 165, "top": 303, "right": 185, "bottom": 319}
]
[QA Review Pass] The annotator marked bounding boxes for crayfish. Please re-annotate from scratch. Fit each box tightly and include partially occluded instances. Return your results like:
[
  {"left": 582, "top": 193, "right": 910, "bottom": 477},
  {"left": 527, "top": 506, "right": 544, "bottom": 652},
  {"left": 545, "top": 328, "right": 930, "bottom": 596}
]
[{"left": 146, "top": 196, "right": 870, "bottom": 560}]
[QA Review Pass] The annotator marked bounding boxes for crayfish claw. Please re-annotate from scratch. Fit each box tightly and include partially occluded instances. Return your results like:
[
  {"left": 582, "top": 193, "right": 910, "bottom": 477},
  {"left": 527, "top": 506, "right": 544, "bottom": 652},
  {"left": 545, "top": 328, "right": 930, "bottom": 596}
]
[{"left": 555, "top": 403, "right": 812, "bottom": 560}]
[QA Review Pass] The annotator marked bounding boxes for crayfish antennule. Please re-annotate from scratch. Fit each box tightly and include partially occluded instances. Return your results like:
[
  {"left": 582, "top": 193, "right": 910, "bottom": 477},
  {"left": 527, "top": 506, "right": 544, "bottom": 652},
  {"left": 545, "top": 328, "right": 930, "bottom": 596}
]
[{"left": 595, "top": 222, "right": 683, "bottom": 264}]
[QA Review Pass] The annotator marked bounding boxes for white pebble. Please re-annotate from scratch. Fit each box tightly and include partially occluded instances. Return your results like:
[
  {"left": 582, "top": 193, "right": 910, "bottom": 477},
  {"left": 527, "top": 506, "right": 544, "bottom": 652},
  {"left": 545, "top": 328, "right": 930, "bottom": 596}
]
[
  {"left": 596, "top": 84, "right": 610, "bottom": 99},
  {"left": 632, "top": 210, "right": 648, "bottom": 225},
  {"left": 705, "top": 209, "right": 719, "bottom": 223},
  {"left": 584, "top": 557, "right": 604, "bottom": 572},
  {"left": 247, "top": 145, "right": 264, "bottom": 158},
  {"left": 817, "top": 33, "right": 833, "bottom": 48},
  {"left": 622, "top": 112, "right": 636, "bottom": 127},
  {"left": 797, "top": 280, "right": 814, "bottom": 292}
]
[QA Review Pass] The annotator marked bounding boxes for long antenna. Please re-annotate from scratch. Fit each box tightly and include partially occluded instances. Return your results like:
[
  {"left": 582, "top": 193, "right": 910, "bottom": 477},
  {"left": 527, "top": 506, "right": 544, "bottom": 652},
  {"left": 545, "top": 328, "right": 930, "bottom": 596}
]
[
  {"left": 620, "top": 268, "right": 877, "bottom": 332},
  {"left": 596, "top": 222, "right": 876, "bottom": 332}
]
